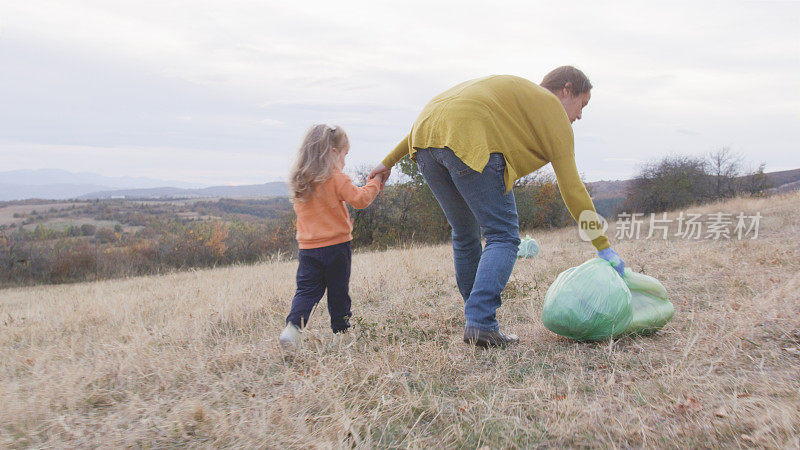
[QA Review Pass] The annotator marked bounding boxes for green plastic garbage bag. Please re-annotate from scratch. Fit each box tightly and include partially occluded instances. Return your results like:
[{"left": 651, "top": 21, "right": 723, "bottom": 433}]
[
  {"left": 541, "top": 258, "right": 673, "bottom": 341},
  {"left": 517, "top": 235, "right": 539, "bottom": 258},
  {"left": 624, "top": 269, "right": 674, "bottom": 335},
  {"left": 542, "top": 258, "right": 632, "bottom": 341}
]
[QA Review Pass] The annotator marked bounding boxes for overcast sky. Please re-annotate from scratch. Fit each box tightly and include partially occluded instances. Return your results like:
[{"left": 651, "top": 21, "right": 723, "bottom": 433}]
[{"left": 1, "top": 0, "right": 798, "bottom": 186}]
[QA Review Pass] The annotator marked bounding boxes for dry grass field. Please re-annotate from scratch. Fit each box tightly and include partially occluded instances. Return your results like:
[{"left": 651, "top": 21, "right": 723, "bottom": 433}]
[
  {"left": 1, "top": 192, "right": 799, "bottom": 448},
  {"left": 0, "top": 203, "right": 79, "bottom": 227}
]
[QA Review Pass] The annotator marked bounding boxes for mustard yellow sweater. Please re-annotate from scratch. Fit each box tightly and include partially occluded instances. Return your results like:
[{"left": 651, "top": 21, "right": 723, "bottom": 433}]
[{"left": 380, "top": 75, "right": 610, "bottom": 251}]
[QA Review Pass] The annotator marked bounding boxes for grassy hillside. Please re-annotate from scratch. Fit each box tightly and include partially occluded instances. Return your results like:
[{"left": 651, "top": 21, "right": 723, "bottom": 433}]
[{"left": 1, "top": 192, "right": 799, "bottom": 447}]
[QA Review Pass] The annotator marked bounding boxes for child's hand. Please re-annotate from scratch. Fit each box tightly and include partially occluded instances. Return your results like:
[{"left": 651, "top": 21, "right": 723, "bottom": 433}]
[
  {"left": 376, "top": 171, "right": 390, "bottom": 189},
  {"left": 376, "top": 172, "right": 386, "bottom": 188},
  {"left": 369, "top": 164, "right": 391, "bottom": 189}
]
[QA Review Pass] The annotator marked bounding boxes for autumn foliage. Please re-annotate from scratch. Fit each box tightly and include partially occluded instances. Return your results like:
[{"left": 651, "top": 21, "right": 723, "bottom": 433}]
[{"left": 0, "top": 157, "right": 576, "bottom": 287}]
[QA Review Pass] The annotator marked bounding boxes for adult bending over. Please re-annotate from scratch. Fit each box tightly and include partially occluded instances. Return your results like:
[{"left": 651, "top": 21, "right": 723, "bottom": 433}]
[{"left": 369, "top": 66, "right": 625, "bottom": 348}]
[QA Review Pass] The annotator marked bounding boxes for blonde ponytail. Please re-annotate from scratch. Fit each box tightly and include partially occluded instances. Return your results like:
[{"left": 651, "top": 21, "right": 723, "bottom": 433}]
[{"left": 288, "top": 124, "right": 349, "bottom": 201}]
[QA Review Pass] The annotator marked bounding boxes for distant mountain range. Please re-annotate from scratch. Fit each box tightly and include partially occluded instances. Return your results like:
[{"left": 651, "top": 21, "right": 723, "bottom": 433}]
[
  {"left": 0, "top": 169, "right": 206, "bottom": 201},
  {"left": 0, "top": 169, "right": 287, "bottom": 201},
  {"left": 2, "top": 169, "right": 203, "bottom": 188},
  {"left": 79, "top": 183, "right": 290, "bottom": 199}
]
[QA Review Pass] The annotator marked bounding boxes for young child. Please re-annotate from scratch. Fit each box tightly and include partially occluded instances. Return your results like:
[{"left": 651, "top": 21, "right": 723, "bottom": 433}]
[{"left": 279, "top": 124, "right": 383, "bottom": 348}]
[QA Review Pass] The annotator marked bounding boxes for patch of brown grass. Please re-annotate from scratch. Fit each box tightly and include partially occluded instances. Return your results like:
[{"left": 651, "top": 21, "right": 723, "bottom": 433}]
[
  {"left": 0, "top": 203, "right": 79, "bottom": 227},
  {"left": 1, "top": 192, "right": 799, "bottom": 447}
]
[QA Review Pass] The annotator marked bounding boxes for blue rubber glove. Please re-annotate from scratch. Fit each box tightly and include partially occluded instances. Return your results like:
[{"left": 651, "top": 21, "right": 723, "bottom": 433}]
[{"left": 597, "top": 247, "right": 626, "bottom": 277}]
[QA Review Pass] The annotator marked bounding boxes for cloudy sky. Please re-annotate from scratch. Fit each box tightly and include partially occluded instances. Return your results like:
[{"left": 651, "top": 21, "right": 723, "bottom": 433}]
[{"left": 1, "top": 0, "right": 798, "bottom": 186}]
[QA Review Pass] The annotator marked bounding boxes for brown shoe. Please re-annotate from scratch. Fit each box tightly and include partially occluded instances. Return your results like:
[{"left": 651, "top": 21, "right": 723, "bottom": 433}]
[{"left": 463, "top": 326, "right": 519, "bottom": 348}]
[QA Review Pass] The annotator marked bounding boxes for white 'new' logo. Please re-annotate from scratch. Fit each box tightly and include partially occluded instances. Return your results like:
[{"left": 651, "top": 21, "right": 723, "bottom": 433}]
[{"left": 578, "top": 210, "right": 608, "bottom": 242}]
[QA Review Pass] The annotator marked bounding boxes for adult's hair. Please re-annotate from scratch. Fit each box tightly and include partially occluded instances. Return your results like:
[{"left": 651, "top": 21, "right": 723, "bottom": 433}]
[
  {"left": 541, "top": 66, "right": 593, "bottom": 95},
  {"left": 289, "top": 124, "right": 349, "bottom": 201}
]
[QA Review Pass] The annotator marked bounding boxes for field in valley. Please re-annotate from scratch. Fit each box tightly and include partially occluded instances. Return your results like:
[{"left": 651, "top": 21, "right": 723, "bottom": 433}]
[{"left": 1, "top": 192, "right": 799, "bottom": 447}]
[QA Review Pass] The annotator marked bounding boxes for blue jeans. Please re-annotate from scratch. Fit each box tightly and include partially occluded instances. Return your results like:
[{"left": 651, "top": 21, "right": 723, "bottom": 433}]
[{"left": 415, "top": 148, "right": 520, "bottom": 331}]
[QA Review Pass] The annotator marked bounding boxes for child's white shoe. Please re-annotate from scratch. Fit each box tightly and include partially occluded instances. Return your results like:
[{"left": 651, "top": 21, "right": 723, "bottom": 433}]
[
  {"left": 331, "top": 331, "right": 355, "bottom": 349},
  {"left": 278, "top": 324, "right": 301, "bottom": 348}
]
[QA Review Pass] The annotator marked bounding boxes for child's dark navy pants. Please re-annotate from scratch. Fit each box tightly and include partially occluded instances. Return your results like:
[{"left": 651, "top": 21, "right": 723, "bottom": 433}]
[{"left": 286, "top": 241, "right": 352, "bottom": 332}]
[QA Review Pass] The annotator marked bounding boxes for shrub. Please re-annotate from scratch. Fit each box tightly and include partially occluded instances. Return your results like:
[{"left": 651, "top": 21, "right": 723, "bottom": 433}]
[
  {"left": 514, "top": 172, "right": 571, "bottom": 230},
  {"left": 94, "top": 228, "right": 118, "bottom": 244},
  {"left": 81, "top": 224, "right": 97, "bottom": 236},
  {"left": 50, "top": 241, "right": 98, "bottom": 283},
  {"left": 623, "top": 155, "right": 712, "bottom": 214},
  {"left": 65, "top": 225, "right": 82, "bottom": 237}
]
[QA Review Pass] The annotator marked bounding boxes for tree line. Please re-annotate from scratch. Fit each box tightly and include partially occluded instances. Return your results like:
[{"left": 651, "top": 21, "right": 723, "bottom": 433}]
[
  {"left": 621, "top": 148, "right": 770, "bottom": 214},
  {"left": 0, "top": 149, "right": 774, "bottom": 287}
]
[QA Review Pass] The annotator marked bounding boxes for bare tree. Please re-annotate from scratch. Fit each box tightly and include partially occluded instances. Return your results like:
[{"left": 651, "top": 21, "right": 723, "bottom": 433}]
[{"left": 707, "top": 147, "right": 743, "bottom": 198}]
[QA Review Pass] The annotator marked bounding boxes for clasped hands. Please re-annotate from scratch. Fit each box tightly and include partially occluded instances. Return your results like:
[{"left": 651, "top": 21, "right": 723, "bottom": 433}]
[{"left": 368, "top": 163, "right": 391, "bottom": 188}]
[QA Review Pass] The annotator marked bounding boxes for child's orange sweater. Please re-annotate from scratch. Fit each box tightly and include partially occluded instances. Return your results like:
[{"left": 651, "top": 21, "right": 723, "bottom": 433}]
[{"left": 293, "top": 169, "right": 381, "bottom": 249}]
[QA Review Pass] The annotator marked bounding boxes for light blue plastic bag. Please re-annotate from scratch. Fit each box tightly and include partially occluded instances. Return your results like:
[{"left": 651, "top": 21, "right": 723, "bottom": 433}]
[{"left": 517, "top": 235, "right": 539, "bottom": 258}]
